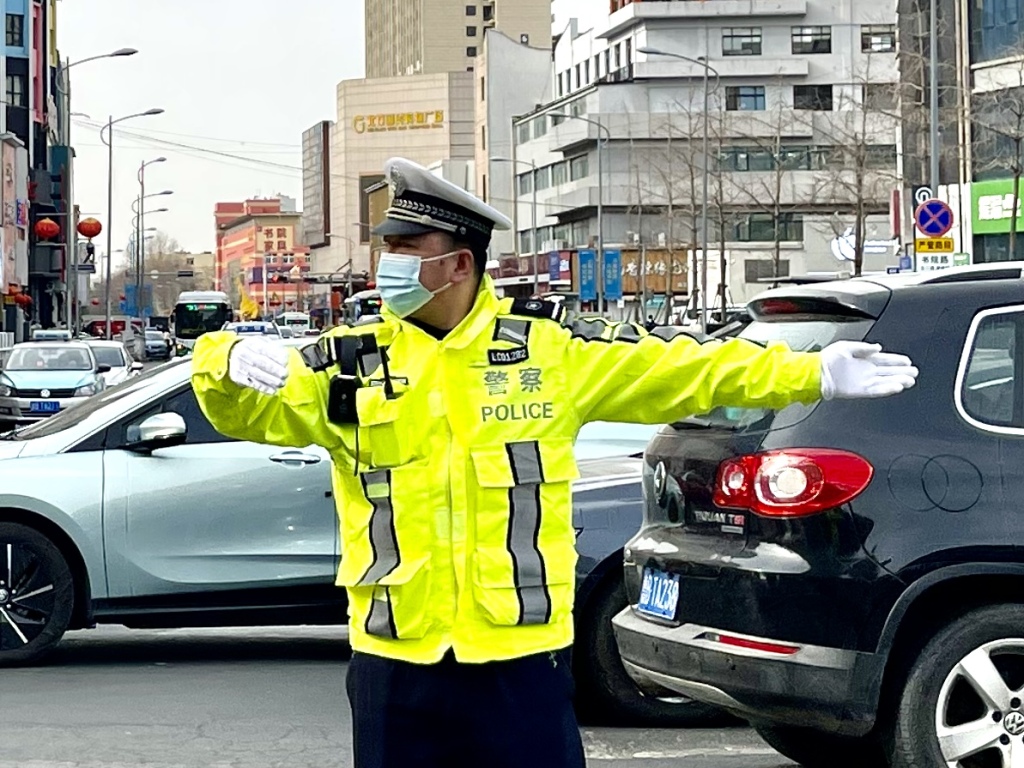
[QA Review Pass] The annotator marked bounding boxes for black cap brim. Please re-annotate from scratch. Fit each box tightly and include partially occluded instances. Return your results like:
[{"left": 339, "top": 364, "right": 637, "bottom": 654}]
[{"left": 371, "top": 218, "right": 438, "bottom": 238}]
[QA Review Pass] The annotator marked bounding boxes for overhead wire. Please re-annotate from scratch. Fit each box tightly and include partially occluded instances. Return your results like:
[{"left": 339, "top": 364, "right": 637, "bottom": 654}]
[{"left": 70, "top": 118, "right": 585, "bottom": 212}]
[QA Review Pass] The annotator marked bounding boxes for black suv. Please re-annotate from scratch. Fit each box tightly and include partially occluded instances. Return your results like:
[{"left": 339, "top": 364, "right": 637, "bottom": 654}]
[{"left": 612, "top": 263, "right": 1024, "bottom": 768}]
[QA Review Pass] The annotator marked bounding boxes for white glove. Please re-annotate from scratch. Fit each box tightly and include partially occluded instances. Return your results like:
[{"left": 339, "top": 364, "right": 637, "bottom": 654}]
[
  {"left": 819, "top": 341, "right": 919, "bottom": 400},
  {"left": 227, "top": 337, "right": 290, "bottom": 395}
]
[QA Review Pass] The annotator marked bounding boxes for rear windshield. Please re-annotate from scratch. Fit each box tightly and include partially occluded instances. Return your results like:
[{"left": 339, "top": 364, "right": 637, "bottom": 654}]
[{"left": 681, "top": 316, "right": 874, "bottom": 430}]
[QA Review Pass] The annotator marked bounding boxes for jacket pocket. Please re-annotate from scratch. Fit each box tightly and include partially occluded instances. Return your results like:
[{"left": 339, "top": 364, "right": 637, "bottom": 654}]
[
  {"left": 339, "top": 556, "right": 432, "bottom": 640},
  {"left": 469, "top": 439, "right": 580, "bottom": 627},
  {"left": 355, "top": 384, "right": 422, "bottom": 468}
]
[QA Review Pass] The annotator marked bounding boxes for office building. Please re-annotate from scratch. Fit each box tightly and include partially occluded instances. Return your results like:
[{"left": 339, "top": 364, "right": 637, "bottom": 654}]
[
  {"left": 512, "top": 0, "right": 903, "bottom": 308},
  {"left": 365, "top": 0, "right": 550, "bottom": 78}
]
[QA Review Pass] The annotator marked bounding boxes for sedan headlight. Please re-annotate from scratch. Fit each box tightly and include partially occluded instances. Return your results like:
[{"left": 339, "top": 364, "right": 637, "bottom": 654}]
[
  {"left": 74, "top": 384, "right": 98, "bottom": 397},
  {"left": 0, "top": 384, "right": 10, "bottom": 397}
]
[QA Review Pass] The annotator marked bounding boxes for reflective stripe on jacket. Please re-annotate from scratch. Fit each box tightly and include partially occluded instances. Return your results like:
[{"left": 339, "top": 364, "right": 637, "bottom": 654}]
[{"left": 191, "top": 276, "right": 822, "bottom": 664}]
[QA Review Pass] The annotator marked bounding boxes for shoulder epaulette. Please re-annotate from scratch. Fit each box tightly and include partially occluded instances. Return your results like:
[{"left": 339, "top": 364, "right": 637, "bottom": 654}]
[{"left": 507, "top": 297, "right": 566, "bottom": 323}]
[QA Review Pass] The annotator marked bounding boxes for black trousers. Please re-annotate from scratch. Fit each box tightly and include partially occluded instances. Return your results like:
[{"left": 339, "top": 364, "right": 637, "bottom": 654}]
[{"left": 345, "top": 648, "right": 586, "bottom": 768}]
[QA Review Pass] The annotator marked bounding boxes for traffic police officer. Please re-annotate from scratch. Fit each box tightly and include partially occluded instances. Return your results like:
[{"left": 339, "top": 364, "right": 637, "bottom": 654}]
[{"left": 191, "top": 158, "right": 919, "bottom": 768}]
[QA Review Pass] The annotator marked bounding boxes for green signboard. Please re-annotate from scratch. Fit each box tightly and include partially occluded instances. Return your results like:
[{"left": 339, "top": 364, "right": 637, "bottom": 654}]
[{"left": 972, "top": 178, "right": 1024, "bottom": 234}]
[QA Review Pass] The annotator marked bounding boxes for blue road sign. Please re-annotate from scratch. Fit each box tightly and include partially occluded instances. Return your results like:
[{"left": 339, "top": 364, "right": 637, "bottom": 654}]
[
  {"left": 914, "top": 199, "right": 954, "bottom": 238},
  {"left": 548, "top": 251, "right": 560, "bottom": 281}
]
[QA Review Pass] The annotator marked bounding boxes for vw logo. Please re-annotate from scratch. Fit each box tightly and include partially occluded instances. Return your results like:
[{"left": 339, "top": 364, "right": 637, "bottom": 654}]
[
  {"left": 40, "top": 389, "right": 50, "bottom": 398},
  {"left": 1005, "top": 712, "right": 1024, "bottom": 736},
  {"left": 0, "top": 587, "right": 8, "bottom": 602},
  {"left": 653, "top": 461, "right": 668, "bottom": 501}
]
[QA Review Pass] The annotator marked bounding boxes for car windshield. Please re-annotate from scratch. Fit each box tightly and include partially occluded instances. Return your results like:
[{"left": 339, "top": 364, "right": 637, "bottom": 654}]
[
  {"left": 145, "top": 330, "right": 163, "bottom": 340},
  {"left": 90, "top": 347, "right": 125, "bottom": 367},
  {"left": 6, "top": 360, "right": 187, "bottom": 440},
  {"left": 5, "top": 346, "right": 93, "bottom": 371},
  {"left": 683, "top": 316, "right": 874, "bottom": 429}
]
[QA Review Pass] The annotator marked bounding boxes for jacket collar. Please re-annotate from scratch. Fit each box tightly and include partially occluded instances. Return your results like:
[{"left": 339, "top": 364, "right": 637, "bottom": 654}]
[{"left": 381, "top": 275, "right": 500, "bottom": 350}]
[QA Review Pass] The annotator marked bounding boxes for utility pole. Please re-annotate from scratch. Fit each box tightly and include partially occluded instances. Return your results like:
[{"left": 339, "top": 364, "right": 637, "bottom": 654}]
[{"left": 929, "top": 0, "right": 940, "bottom": 192}]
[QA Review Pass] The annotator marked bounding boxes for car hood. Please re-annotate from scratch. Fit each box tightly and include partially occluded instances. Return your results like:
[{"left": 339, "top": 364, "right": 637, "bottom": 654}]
[
  {"left": 0, "top": 370, "right": 96, "bottom": 389},
  {"left": 0, "top": 439, "right": 26, "bottom": 459}
]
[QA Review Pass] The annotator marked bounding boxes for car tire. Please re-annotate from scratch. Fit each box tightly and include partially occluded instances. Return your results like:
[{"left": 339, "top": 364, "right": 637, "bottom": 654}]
[
  {"left": 889, "top": 604, "right": 1024, "bottom": 768},
  {"left": 573, "top": 572, "right": 725, "bottom": 727},
  {"left": 754, "top": 725, "right": 886, "bottom": 767},
  {"left": 0, "top": 522, "right": 75, "bottom": 666}
]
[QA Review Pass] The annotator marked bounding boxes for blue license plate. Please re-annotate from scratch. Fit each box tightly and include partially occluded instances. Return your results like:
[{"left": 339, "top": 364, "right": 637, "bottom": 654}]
[
  {"left": 29, "top": 401, "right": 60, "bottom": 414},
  {"left": 636, "top": 567, "right": 680, "bottom": 620}
]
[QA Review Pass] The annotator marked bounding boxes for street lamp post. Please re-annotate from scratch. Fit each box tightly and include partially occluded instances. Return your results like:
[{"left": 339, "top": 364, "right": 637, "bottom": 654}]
[
  {"left": 136, "top": 158, "right": 167, "bottom": 314},
  {"left": 543, "top": 112, "right": 610, "bottom": 312},
  {"left": 101, "top": 108, "right": 164, "bottom": 338},
  {"left": 132, "top": 186, "right": 171, "bottom": 316},
  {"left": 638, "top": 47, "right": 720, "bottom": 333},
  {"left": 55, "top": 48, "right": 138, "bottom": 333},
  {"left": 490, "top": 156, "right": 539, "bottom": 293}
]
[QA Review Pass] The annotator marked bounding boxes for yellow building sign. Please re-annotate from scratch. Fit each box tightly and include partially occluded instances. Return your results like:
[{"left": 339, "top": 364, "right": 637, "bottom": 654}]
[
  {"left": 353, "top": 111, "right": 445, "bottom": 134},
  {"left": 915, "top": 237, "right": 954, "bottom": 253}
]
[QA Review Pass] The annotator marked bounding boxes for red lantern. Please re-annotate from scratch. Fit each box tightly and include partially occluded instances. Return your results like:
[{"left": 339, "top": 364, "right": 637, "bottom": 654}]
[
  {"left": 90, "top": 298, "right": 100, "bottom": 306},
  {"left": 34, "top": 218, "right": 60, "bottom": 241},
  {"left": 119, "top": 294, "right": 126, "bottom": 301},
  {"left": 77, "top": 217, "right": 102, "bottom": 239}
]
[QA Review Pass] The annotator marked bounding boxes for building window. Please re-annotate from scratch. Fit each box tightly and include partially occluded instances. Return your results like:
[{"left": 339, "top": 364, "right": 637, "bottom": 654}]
[
  {"left": 719, "top": 146, "right": 811, "bottom": 172},
  {"left": 569, "top": 154, "right": 589, "bottom": 180},
  {"left": 575, "top": 63, "right": 581, "bottom": 89},
  {"left": 517, "top": 172, "right": 533, "bottom": 195},
  {"left": 466, "top": 4, "right": 476, "bottom": 14},
  {"left": 863, "top": 83, "right": 897, "bottom": 111},
  {"left": 467, "top": 46, "right": 477, "bottom": 57},
  {"left": 5, "top": 14, "right": 23, "bottom": 47},
  {"left": 861, "top": 24, "right": 896, "bottom": 53},
  {"left": 744, "top": 259, "right": 791, "bottom": 283},
  {"left": 791, "top": 26, "right": 832, "bottom": 54},
  {"left": 722, "top": 27, "right": 762, "bottom": 56},
  {"left": 734, "top": 214, "right": 803, "bottom": 242},
  {"left": 865, "top": 144, "right": 898, "bottom": 168},
  {"left": 481, "top": 125, "right": 486, "bottom": 150},
  {"left": 358, "top": 174, "right": 385, "bottom": 243},
  {"left": 516, "top": 122, "right": 531, "bottom": 144},
  {"left": 604, "top": 49, "right": 611, "bottom": 77},
  {"left": 483, "top": 3, "right": 493, "bottom": 21},
  {"left": 5, "top": 73, "right": 25, "bottom": 107},
  {"left": 467, "top": 25, "right": 477, "bottom": 36},
  {"left": 794, "top": 84, "right": 834, "bottom": 110},
  {"left": 533, "top": 116, "right": 548, "bottom": 138},
  {"left": 552, "top": 161, "right": 569, "bottom": 186},
  {"left": 725, "top": 86, "right": 765, "bottom": 111},
  {"left": 482, "top": 173, "right": 487, "bottom": 203},
  {"left": 480, "top": 76, "right": 485, "bottom": 100},
  {"left": 534, "top": 166, "right": 551, "bottom": 191}
]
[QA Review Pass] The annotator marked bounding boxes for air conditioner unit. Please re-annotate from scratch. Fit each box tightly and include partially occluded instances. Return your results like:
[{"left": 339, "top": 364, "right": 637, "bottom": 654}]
[
  {"left": 656, "top": 232, "right": 667, "bottom": 247},
  {"left": 631, "top": 232, "right": 641, "bottom": 245},
  {"left": 554, "top": 240, "right": 570, "bottom": 250}
]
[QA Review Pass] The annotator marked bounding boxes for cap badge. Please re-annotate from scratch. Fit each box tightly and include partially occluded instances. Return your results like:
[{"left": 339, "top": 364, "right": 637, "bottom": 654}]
[{"left": 388, "top": 168, "right": 406, "bottom": 197}]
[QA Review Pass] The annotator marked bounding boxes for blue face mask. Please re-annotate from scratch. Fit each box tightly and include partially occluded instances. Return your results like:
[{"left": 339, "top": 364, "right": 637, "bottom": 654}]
[{"left": 376, "top": 251, "right": 456, "bottom": 318}]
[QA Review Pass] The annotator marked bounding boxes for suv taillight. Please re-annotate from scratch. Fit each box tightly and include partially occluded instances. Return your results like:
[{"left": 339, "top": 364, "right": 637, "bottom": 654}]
[{"left": 713, "top": 449, "right": 873, "bottom": 518}]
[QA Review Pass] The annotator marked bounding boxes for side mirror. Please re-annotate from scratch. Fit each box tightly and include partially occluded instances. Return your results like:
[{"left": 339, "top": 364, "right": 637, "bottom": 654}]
[
  {"left": 126, "top": 412, "right": 187, "bottom": 453},
  {"left": 130, "top": 361, "right": 144, "bottom": 372},
  {"left": 97, "top": 364, "right": 112, "bottom": 373}
]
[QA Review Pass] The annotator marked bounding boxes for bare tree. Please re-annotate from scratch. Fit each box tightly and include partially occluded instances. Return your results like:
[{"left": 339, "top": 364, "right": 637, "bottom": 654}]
[
  {"left": 811, "top": 59, "right": 903, "bottom": 275},
  {"left": 726, "top": 90, "right": 814, "bottom": 281},
  {"left": 972, "top": 55, "right": 1024, "bottom": 257},
  {"left": 113, "top": 231, "right": 210, "bottom": 315}
]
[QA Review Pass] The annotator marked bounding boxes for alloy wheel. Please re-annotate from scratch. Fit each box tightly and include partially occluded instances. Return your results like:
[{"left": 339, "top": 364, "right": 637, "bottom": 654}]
[
  {"left": 0, "top": 542, "right": 57, "bottom": 651},
  {"left": 936, "top": 638, "right": 1024, "bottom": 767}
]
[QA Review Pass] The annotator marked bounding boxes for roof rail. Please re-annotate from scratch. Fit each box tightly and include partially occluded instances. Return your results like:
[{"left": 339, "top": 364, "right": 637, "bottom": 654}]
[{"left": 856, "top": 261, "right": 1024, "bottom": 288}]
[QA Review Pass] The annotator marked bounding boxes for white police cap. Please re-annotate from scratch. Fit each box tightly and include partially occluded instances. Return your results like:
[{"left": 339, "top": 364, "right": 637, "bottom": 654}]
[{"left": 372, "top": 157, "right": 512, "bottom": 243}]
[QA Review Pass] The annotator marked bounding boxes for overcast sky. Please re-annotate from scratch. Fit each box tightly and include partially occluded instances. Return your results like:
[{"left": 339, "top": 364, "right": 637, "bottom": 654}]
[{"left": 56, "top": 0, "right": 365, "bottom": 265}]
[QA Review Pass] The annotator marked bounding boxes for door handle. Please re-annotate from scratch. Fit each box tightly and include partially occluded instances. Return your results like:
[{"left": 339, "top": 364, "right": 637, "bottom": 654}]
[{"left": 269, "top": 451, "right": 322, "bottom": 465}]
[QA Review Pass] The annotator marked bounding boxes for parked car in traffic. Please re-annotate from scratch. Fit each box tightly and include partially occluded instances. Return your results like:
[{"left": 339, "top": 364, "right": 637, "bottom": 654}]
[
  {"left": 85, "top": 340, "right": 144, "bottom": 387},
  {"left": 0, "top": 347, "right": 700, "bottom": 725},
  {"left": 613, "top": 261, "right": 1024, "bottom": 766},
  {"left": 0, "top": 342, "right": 108, "bottom": 424},
  {"left": 222, "top": 321, "right": 281, "bottom": 337},
  {"left": 143, "top": 329, "right": 172, "bottom": 361}
]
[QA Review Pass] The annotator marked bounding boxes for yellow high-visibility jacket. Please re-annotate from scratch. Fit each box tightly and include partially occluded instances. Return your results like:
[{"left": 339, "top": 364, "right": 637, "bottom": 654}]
[{"left": 191, "top": 276, "right": 821, "bottom": 665}]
